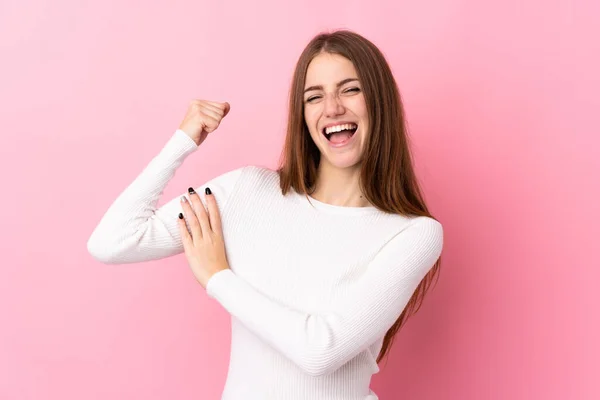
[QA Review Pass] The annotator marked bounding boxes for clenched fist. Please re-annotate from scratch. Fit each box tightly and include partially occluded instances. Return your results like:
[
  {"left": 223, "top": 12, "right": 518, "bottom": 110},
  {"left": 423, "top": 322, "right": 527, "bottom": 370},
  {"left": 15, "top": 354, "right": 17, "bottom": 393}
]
[{"left": 178, "top": 100, "right": 231, "bottom": 146}]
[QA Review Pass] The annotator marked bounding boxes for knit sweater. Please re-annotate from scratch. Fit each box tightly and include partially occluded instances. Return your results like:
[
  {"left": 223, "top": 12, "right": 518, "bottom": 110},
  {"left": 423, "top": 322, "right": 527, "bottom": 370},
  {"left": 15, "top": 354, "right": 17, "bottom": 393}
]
[{"left": 87, "top": 129, "right": 444, "bottom": 400}]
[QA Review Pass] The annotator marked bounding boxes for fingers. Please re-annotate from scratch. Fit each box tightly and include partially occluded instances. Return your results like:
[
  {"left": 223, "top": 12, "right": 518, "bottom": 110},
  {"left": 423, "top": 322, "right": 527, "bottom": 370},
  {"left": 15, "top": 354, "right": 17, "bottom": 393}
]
[
  {"left": 200, "top": 106, "right": 224, "bottom": 121},
  {"left": 204, "top": 187, "right": 223, "bottom": 234},
  {"left": 204, "top": 100, "right": 230, "bottom": 113},
  {"left": 202, "top": 101, "right": 230, "bottom": 119},
  {"left": 201, "top": 101, "right": 225, "bottom": 116},
  {"left": 177, "top": 212, "right": 194, "bottom": 248},
  {"left": 186, "top": 187, "right": 211, "bottom": 235},
  {"left": 180, "top": 192, "right": 203, "bottom": 240},
  {"left": 179, "top": 186, "right": 222, "bottom": 244},
  {"left": 222, "top": 102, "right": 230, "bottom": 117}
]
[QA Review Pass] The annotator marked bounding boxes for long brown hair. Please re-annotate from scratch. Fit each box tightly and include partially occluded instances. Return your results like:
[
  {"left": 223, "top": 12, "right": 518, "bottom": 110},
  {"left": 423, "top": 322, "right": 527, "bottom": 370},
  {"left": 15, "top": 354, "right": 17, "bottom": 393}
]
[{"left": 276, "top": 29, "right": 443, "bottom": 365}]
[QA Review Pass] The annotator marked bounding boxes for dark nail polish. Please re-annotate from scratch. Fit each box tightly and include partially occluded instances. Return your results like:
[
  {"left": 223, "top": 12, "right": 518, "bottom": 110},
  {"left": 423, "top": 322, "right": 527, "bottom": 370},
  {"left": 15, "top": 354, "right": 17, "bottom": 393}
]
[
  {"left": 178, "top": 213, "right": 183, "bottom": 219},
  {"left": 188, "top": 187, "right": 195, "bottom": 194},
  {"left": 205, "top": 187, "right": 212, "bottom": 195}
]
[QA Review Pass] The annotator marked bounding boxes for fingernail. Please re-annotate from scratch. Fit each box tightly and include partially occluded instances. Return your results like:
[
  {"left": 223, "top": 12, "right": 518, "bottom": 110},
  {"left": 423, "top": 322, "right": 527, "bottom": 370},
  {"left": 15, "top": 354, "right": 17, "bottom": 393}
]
[
  {"left": 205, "top": 187, "right": 212, "bottom": 195},
  {"left": 188, "top": 187, "right": 195, "bottom": 194},
  {"left": 180, "top": 196, "right": 187, "bottom": 203},
  {"left": 178, "top": 213, "right": 183, "bottom": 219}
]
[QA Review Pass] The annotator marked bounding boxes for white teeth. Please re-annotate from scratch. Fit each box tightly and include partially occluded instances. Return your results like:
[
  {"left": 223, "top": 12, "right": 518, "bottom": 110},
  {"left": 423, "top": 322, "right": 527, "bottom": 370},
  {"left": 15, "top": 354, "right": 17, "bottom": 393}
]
[{"left": 324, "top": 123, "right": 358, "bottom": 135}]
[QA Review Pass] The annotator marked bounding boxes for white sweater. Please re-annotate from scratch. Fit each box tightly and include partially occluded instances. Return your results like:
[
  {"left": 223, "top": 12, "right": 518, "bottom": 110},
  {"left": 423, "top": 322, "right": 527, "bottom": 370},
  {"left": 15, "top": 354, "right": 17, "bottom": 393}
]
[{"left": 87, "top": 129, "right": 444, "bottom": 400}]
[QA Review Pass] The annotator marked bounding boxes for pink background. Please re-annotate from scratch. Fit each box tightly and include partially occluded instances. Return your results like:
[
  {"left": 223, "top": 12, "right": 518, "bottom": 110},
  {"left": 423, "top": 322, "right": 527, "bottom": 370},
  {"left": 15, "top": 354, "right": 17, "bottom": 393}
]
[{"left": 1, "top": 0, "right": 598, "bottom": 399}]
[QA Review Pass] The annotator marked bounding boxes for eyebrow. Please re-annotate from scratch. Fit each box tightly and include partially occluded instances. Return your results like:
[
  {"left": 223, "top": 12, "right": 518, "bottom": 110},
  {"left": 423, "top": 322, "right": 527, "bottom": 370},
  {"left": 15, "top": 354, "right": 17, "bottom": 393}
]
[{"left": 303, "top": 78, "right": 359, "bottom": 94}]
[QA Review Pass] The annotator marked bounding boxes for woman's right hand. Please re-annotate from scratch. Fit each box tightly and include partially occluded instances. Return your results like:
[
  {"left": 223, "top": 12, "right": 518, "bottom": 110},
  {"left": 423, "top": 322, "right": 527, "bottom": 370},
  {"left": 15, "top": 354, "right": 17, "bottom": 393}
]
[{"left": 178, "top": 99, "right": 231, "bottom": 146}]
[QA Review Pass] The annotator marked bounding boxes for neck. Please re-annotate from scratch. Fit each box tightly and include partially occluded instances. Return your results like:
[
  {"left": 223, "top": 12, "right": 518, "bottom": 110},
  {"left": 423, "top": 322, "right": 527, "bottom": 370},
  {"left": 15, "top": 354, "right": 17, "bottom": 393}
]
[{"left": 310, "top": 162, "right": 371, "bottom": 208}]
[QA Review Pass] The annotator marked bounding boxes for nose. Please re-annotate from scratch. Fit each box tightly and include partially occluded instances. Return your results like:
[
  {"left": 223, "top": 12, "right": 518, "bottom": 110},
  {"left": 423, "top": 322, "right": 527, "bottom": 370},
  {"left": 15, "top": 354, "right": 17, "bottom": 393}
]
[{"left": 323, "top": 93, "right": 345, "bottom": 117}]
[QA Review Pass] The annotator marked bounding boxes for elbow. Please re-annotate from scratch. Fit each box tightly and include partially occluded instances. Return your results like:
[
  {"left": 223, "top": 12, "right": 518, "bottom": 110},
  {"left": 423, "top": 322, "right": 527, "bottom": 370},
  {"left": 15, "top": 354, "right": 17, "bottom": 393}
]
[
  {"left": 86, "top": 231, "right": 121, "bottom": 264},
  {"left": 297, "top": 352, "right": 341, "bottom": 377},
  {"left": 299, "top": 361, "right": 337, "bottom": 378},
  {"left": 301, "top": 366, "right": 331, "bottom": 378},
  {"left": 294, "top": 321, "right": 345, "bottom": 377}
]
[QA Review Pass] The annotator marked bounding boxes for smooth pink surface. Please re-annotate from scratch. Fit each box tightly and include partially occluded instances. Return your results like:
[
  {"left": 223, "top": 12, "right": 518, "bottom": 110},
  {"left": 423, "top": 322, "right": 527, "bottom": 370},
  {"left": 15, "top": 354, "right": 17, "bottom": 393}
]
[{"left": 1, "top": 1, "right": 598, "bottom": 399}]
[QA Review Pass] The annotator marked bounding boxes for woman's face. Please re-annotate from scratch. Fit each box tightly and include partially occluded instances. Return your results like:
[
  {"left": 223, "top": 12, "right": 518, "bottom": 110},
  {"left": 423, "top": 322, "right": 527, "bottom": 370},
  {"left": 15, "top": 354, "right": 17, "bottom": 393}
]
[{"left": 303, "top": 52, "right": 370, "bottom": 170}]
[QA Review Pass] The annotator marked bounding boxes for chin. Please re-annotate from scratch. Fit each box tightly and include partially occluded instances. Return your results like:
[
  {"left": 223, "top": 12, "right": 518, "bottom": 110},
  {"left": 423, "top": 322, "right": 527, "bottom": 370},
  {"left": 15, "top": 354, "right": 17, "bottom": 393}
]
[{"left": 322, "top": 154, "right": 363, "bottom": 170}]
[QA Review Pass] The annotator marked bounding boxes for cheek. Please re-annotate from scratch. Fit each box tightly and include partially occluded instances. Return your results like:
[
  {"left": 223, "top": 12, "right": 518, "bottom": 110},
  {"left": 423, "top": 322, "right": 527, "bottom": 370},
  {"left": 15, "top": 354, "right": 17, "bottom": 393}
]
[
  {"left": 304, "top": 107, "right": 319, "bottom": 130},
  {"left": 355, "top": 105, "right": 369, "bottom": 132},
  {"left": 352, "top": 97, "right": 368, "bottom": 119}
]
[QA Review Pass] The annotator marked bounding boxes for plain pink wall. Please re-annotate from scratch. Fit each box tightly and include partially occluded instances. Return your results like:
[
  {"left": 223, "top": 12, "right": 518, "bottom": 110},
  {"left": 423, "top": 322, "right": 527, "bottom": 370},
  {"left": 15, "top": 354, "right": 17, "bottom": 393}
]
[{"left": 1, "top": 0, "right": 598, "bottom": 399}]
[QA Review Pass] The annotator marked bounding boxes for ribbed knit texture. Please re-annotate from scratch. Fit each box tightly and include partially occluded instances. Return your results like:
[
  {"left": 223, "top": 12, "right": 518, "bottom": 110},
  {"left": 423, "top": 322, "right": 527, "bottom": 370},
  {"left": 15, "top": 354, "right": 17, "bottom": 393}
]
[{"left": 87, "top": 129, "right": 444, "bottom": 400}]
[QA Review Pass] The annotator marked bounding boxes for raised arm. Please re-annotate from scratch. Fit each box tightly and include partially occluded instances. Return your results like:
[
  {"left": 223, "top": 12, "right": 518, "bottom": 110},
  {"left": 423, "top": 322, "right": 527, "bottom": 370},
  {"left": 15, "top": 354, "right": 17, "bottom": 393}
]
[
  {"left": 87, "top": 100, "right": 241, "bottom": 264},
  {"left": 205, "top": 216, "right": 443, "bottom": 376},
  {"left": 86, "top": 130, "right": 243, "bottom": 264}
]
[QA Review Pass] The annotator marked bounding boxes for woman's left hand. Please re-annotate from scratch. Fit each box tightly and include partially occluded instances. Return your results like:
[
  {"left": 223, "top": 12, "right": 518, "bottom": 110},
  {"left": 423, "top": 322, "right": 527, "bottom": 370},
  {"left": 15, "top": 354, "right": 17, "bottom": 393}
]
[{"left": 178, "top": 186, "right": 230, "bottom": 289}]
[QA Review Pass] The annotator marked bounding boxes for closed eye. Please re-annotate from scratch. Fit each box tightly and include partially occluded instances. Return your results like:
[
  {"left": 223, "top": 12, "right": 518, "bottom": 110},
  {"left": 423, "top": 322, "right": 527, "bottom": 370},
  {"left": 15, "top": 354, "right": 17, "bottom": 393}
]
[{"left": 305, "top": 88, "right": 360, "bottom": 103}]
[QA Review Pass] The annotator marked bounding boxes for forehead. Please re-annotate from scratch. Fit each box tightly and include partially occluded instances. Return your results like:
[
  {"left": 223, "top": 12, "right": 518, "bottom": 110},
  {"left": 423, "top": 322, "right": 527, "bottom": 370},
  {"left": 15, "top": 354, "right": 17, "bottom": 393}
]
[{"left": 305, "top": 53, "right": 358, "bottom": 86}]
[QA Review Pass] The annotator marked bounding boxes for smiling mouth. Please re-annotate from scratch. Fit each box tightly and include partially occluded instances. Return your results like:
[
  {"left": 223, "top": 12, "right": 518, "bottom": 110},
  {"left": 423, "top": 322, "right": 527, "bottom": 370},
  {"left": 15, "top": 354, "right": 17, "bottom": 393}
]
[{"left": 322, "top": 123, "right": 358, "bottom": 141}]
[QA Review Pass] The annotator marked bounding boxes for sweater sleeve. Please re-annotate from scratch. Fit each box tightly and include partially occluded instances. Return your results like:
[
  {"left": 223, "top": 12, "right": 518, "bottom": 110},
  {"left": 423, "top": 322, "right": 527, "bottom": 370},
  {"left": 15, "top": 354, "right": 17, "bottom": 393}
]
[
  {"left": 87, "top": 129, "right": 244, "bottom": 264},
  {"left": 205, "top": 216, "right": 444, "bottom": 376}
]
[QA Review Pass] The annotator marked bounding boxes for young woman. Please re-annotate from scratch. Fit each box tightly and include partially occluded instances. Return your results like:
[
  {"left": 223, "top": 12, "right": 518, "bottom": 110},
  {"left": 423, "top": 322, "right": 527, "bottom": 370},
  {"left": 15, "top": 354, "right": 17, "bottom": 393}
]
[{"left": 88, "top": 29, "right": 444, "bottom": 400}]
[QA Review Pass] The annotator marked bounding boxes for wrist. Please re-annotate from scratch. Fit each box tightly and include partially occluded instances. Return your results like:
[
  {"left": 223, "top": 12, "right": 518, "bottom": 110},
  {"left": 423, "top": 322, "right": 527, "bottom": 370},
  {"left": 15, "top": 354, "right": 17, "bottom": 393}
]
[
  {"left": 203, "top": 266, "right": 230, "bottom": 289},
  {"left": 204, "top": 268, "right": 227, "bottom": 290}
]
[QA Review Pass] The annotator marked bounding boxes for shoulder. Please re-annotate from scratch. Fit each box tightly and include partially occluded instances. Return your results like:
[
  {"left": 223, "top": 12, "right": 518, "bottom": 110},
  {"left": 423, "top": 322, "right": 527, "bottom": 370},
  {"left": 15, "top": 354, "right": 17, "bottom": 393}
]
[
  {"left": 384, "top": 215, "right": 444, "bottom": 257},
  {"left": 207, "top": 165, "right": 280, "bottom": 199},
  {"left": 404, "top": 215, "right": 444, "bottom": 254},
  {"left": 235, "top": 165, "right": 281, "bottom": 188},
  {"left": 381, "top": 214, "right": 443, "bottom": 238},
  {"left": 241, "top": 164, "right": 279, "bottom": 178},
  {"left": 409, "top": 215, "right": 443, "bottom": 233},
  {"left": 209, "top": 164, "right": 277, "bottom": 185},
  {"left": 406, "top": 215, "right": 443, "bottom": 239}
]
